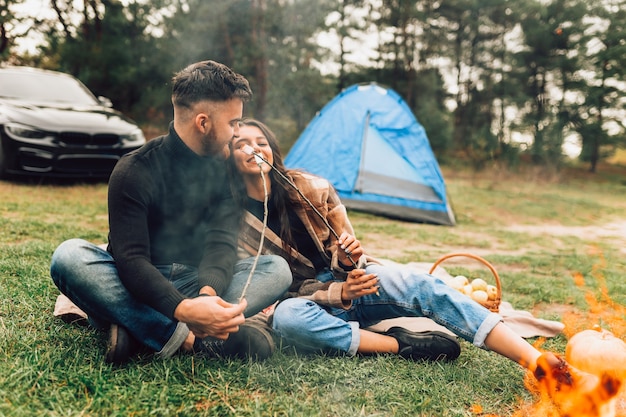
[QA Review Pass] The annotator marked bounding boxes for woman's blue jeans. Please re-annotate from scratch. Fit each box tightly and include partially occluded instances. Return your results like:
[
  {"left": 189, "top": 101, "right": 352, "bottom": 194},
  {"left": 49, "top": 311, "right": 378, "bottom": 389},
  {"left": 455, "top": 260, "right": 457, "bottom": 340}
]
[
  {"left": 50, "top": 238, "right": 292, "bottom": 358},
  {"left": 272, "top": 263, "right": 502, "bottom": 356}
]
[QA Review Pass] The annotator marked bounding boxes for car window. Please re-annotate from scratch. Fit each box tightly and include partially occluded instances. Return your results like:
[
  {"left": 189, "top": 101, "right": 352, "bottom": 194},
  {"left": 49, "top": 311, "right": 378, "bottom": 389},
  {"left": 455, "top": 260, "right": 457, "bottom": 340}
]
[{"left": 0, "top": 71, "right": 98, "bottom": 105}]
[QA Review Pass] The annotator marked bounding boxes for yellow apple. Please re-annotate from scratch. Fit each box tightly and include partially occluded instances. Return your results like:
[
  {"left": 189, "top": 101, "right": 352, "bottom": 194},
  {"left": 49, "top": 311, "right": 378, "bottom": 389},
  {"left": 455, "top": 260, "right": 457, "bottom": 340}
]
[
  {"left": 448, "top": 278, "right": 464, "bottom": 292},
  {"left": 471, "top": 290, "right": 489, "bottom": 304},
  {"left": 471, "top": 278, "right": 488, "bottom": 292},
  {"left": 462, "top": 284, "right": 474, "bottom": 296},
  {"left": 486, "top": 285, "right": 498, "bottom": 301},
  {"left": 452, "top": 275, "right": 469, "bottom": 287}
]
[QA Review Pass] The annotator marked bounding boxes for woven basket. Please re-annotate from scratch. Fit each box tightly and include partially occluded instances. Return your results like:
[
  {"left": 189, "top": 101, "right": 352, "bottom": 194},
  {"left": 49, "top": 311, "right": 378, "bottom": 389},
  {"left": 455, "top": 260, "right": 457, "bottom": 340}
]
[{"left": 428, "top": 252, "right": 502, "bottom": 313}]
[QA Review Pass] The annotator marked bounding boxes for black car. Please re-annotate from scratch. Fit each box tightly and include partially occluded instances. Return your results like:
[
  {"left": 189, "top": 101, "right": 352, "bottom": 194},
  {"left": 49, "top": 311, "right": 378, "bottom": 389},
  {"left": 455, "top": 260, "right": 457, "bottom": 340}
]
[{"left": 0, "top": 66, "right": 145, "bottom": 179}]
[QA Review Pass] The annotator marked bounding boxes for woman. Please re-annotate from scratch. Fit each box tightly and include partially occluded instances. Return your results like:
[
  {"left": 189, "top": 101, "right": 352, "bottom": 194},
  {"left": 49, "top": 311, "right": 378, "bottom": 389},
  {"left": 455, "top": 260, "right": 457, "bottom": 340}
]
[{"left": 228, "top": 118, "right": 608, "bottom": 405}]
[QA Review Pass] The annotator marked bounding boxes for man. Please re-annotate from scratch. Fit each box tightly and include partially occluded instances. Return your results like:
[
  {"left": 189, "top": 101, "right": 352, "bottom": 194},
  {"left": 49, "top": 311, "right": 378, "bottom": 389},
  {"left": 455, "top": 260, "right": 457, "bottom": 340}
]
[{"left": 50, "top": 60, "right": 292, "bottom": 365}]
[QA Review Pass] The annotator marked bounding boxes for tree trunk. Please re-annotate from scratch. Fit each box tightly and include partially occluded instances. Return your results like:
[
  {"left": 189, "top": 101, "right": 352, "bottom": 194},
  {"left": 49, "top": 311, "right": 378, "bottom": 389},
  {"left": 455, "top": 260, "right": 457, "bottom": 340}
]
[{"left": 250, "top": 0, "right": 267, "bottom": 120}]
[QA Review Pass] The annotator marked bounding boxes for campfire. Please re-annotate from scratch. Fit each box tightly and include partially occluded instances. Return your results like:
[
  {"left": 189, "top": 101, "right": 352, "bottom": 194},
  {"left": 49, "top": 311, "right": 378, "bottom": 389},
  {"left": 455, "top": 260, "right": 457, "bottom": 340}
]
[{"left": 513, "top": 247, "right": 626, "bottom": 417}]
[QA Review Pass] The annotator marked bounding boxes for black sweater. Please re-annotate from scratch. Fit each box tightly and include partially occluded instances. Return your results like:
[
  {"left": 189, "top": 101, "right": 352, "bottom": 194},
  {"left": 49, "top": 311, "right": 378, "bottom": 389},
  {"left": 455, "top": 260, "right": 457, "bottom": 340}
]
[{"left": 107, "top": 123, "right": 241, "bottom": 319}]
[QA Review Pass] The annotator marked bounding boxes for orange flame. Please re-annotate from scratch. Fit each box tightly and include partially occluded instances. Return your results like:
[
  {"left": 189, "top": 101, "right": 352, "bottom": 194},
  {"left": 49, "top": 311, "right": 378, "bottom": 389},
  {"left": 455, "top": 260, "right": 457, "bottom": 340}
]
[{"left": 512, "top": 246, "right": 626, "bottom": 417}]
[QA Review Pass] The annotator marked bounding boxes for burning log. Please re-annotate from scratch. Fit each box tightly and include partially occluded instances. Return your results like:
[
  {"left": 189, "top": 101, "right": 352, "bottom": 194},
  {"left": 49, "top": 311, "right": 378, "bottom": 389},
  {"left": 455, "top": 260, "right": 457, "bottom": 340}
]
[
  {"left": 513, "top": 247, "right": 625, "bottom": 417},
  {"left": 530, "top": 351, "right": 623, "bottom": 417}
]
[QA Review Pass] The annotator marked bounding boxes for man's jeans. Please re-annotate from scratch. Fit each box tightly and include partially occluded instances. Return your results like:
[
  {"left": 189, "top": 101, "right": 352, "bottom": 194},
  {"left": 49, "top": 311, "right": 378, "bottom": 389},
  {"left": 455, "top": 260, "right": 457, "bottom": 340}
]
[
  {"left": 50, "top": 238, "right": 291, "bottom": 358},
  {"left": 272, "top": 263, "right": 502, "bottom": 356}
]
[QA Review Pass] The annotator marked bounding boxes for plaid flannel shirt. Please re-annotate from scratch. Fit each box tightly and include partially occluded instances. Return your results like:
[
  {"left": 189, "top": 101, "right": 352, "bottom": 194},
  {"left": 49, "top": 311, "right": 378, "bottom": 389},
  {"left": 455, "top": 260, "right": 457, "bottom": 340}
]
[{"left": 237, "top": 170, "right": 374, "bottom": 309}]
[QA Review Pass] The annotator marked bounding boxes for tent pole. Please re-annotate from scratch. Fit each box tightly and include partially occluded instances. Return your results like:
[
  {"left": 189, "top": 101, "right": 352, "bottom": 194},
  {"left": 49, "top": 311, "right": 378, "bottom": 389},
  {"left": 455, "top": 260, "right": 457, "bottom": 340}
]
[{"left": 355, "top": 111, "right": 370, "bottom": 193}]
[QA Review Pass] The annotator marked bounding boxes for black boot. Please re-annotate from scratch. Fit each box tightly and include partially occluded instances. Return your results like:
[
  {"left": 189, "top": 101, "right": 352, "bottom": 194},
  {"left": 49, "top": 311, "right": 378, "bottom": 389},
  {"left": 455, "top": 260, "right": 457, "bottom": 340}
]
[
  {"left": 194, "top": 322, "right": 275, "bottom": 361},
  {"left": 384, "top": 327, "right": 461, "bottom": 361}
]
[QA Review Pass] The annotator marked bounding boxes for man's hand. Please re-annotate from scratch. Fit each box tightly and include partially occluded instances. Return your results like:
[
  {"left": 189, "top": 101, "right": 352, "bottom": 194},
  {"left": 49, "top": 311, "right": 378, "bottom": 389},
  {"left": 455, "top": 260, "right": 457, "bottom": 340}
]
[
  {"left": 341, "top": 269, "right": 379, "bottom": 301},
  {"left": 173, "top": 296, "right": 247, "bottom": 340},
  {"left": 336, "top": 232, "right": 363, "bottom": 267}
]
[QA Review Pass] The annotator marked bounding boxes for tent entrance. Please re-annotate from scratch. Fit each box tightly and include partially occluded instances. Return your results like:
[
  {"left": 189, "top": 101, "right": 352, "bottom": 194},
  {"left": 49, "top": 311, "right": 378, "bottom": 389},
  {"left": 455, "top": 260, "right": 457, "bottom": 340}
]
[{"left": 355, "top": 117, "right": 442, "bottom": 203}]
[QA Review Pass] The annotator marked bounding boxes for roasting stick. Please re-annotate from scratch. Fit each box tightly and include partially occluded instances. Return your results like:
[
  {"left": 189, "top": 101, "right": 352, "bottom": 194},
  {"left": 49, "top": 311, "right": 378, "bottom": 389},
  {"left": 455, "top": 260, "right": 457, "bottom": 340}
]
[
  {"left": 238, "top": 154, "right": 269, "bottom": 303},
  {"left": 241, "top": 145, "right": 381, "bottom": 296}
]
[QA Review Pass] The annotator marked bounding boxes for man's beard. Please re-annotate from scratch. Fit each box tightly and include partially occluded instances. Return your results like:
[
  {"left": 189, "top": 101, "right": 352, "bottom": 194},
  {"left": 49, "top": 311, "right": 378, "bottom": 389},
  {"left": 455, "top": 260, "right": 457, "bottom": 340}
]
[{"left": 201, "top": 127, "right": 229, "bottom": 157}]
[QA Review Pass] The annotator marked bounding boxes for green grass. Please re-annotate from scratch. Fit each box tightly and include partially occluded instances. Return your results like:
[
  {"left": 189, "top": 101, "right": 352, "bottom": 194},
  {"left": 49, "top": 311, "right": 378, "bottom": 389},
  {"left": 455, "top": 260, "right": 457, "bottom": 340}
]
[{"left": 1, "top": 165, "right": 625, "bottom": 416}]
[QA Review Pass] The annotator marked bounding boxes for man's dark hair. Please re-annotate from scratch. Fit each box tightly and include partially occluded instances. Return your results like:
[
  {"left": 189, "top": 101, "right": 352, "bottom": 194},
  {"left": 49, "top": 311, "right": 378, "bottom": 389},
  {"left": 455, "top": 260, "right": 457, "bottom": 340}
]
[{"left": 172, "top": 60, "right": 252, "bottom": 109}]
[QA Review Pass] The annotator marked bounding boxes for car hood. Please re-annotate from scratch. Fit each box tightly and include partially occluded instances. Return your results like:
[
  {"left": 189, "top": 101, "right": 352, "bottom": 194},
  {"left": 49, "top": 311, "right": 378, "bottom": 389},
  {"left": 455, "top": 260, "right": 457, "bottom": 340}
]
[{"left": 0, "top": 98, "right": 140, "bottom": 135}]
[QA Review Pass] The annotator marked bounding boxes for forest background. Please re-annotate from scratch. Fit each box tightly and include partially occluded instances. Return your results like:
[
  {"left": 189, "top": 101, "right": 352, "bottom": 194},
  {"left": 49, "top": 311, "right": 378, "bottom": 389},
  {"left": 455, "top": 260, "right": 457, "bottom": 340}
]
[{"left": 1, "top": 0, "right": 625, "bottom": 173}]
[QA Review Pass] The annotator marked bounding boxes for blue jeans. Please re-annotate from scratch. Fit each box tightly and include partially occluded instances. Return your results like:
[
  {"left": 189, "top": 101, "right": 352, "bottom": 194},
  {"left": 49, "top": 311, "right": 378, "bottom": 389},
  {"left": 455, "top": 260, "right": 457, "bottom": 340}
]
[
  {"left": 272, "top": 263, "right": 502, "bottom": 356},
  {"left": 50, "top": 238, "right": 292, "bottom": 358}
]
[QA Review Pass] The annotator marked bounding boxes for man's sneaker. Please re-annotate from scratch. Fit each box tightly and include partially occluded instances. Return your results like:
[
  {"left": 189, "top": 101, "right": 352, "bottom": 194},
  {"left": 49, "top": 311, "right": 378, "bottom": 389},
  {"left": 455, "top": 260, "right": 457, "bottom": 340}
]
[
  {"left": 384, "top": 326, "right": 461, "bottom": 361},
  {"left": 195, "top": 322, "right": 275, "bottom": 361},
  {"left": 105, "top": 324, "right": 142, "bottom": 365}
]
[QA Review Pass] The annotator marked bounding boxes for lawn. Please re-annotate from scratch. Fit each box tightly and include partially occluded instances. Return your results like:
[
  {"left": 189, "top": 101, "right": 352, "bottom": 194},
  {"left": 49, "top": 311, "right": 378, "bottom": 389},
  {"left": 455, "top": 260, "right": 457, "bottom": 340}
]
[{"left": 0, "top": 163, "right": 625, "bottom": 417}]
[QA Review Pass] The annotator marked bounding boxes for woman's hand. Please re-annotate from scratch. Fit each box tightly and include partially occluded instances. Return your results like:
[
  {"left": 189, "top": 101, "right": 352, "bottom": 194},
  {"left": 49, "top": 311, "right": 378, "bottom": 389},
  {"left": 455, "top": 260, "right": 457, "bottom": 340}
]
[
  {"left": 336, "top": 232, "right": 364, "bottom": 267},
  {"left": 341, "top": 269, "right": 379, "bottom": 301}
]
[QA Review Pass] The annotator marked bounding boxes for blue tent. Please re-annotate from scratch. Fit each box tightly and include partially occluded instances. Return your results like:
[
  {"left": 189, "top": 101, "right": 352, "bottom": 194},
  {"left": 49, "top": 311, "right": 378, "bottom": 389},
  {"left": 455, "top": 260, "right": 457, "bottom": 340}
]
[{"left": 285, "top": 83, "right": 456, "bottom": 225}]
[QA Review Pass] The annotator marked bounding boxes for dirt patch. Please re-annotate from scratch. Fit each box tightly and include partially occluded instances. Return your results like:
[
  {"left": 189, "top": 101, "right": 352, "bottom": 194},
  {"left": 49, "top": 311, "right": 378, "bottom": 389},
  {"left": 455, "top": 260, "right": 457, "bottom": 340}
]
[
  {"left": 532, "top": 302, "right": 582, "bottom": 319},
  {"left": 361, "top": 220, "right": 626, "bottom": 270},
  {"left": 506, "top": 220, "right": 626, "bottom": 240},
  {"left": 506, "top": 221, "right": 626, "bottom": 254}
]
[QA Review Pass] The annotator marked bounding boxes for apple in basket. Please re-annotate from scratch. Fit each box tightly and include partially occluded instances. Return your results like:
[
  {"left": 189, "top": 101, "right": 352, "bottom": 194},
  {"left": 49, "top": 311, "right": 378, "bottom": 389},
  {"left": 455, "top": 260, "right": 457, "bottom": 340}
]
[
  {"left": 470, "top": 278, "right": 488, "bottom": 292},
  {"left": 486, "top": 284, "right": 498, "bottom": 301},
  {"left": 462, "top": 284, "right": 474, "bottom": 296},
  {"left": 471, "top": 290, "right": 489, "bottom": 304},
  {"left": 448, "top": 275, "right": 469, "bottom": 291}
]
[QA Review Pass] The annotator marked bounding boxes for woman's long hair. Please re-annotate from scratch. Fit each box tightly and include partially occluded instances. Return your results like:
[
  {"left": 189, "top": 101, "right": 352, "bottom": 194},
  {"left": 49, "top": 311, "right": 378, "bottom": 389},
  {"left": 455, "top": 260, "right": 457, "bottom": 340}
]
[{"left": 227, "top": 118, "right": 299, "bottom": 260}]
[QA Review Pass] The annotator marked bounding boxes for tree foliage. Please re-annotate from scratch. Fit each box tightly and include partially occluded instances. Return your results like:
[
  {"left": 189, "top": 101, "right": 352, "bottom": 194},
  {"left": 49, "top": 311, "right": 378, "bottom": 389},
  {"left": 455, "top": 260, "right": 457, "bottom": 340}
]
[
  {"left": 573, "top": 0, "right": 626, "bottom": 172},
  {"left": 1, "top": 0, "right": 624, "bottom": 170}
]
